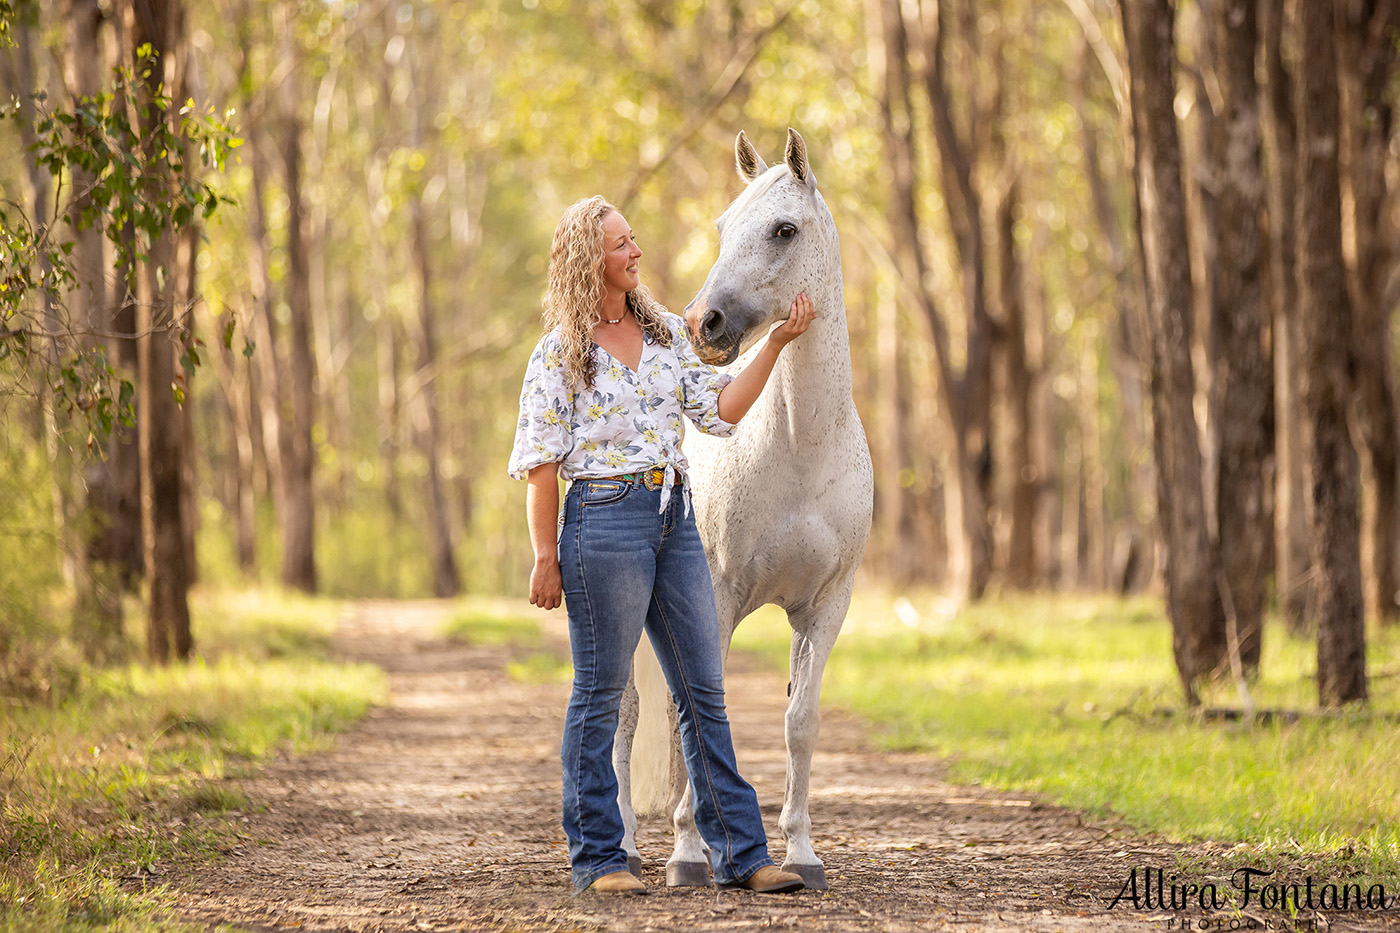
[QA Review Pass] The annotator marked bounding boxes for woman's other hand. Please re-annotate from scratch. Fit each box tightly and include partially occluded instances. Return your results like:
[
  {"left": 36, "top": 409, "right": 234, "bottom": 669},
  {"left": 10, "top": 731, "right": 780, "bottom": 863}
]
[
  {"left": 530, "top": 556, "right": 563, "bottom": 610},
  {"left": 525, "top": 462, "right": 563, "bottom": 610},
  {"left": 767, "top": 292, "right": 815, "bottom": 350}
]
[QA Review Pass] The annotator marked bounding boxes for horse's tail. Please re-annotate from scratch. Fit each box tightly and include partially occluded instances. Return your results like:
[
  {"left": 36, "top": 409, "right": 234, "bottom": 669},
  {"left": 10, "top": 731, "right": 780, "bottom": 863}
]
[{"left": 630, "top": 638, "right": 672, "bottom": 818}]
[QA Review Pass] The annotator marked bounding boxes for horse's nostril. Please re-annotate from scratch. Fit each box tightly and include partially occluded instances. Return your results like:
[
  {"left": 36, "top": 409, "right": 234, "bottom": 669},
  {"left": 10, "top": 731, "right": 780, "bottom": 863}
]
[{"left": 702, "top": 309, "right": 724, "bottom": 339}]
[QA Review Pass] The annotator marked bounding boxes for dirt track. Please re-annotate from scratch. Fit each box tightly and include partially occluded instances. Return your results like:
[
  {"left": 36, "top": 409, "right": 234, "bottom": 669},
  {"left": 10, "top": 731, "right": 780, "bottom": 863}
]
[{"left": 174, "top": 601, "right": 1400, "bottom": 932}]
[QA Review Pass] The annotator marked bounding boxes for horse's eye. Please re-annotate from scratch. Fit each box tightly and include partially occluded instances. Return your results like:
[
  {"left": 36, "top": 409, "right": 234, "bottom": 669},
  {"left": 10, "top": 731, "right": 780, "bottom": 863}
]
[{"left": 775, "top": 223, "right": 797, "bottom": 239}]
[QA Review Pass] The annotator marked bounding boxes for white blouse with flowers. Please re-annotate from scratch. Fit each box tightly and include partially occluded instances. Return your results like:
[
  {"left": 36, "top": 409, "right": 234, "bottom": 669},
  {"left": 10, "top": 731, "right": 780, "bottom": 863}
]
[{"left": 507, "top": 313, "right": 736, "bottom": 512}]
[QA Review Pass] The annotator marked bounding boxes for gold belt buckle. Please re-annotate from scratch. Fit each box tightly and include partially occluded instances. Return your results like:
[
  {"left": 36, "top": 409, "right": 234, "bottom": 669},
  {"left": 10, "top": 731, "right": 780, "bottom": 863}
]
[{"left": 642, "top": 469, "right": 661, "bottom": 491}]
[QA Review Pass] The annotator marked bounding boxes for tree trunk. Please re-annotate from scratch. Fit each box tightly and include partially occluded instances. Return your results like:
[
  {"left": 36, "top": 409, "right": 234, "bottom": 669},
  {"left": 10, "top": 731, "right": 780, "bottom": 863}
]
[
  {"left": 1209, "top": 0, "right": 1270, "bottom": 675},
  {"left": 867, "top": 0, "right": 934, "bottom": 583},
  {"left": 361, "top": 32, "right": 403, "bottom": 525},
  {"left": 126, "top": 0, "right": 193, "bottom": 663},
  {"left": 308, "top": 61, "right": 349, "bottom": 506},
  {"left": 1260, "top": 0, "right": 1312, "bottom": 634},
  {"left": 1293, "top": 0, "right": 1366, "bottom": 706},
  {"left": 179, "top": 217, "right": 200, "bottom": 586},
  {"left": 237, "top": 12, "right": 289, "bottom": 560},
  {"left": 403, "top": 35, "right": 460, "bottom": 599},
  {"left": 1121, "top": 0, "right": 1226, "bottom": 704},
  {"left": 1071, "top": 34, "right": 1155, "bottom": 594},
  {"left": 278, "top": 22, "right": 317, "bottom": 593},
  {"left": 922, "top": 0, "right": 994, "bottom": 600},
  {"left": 3, "top": 7, "right": 78, "bottom": 593},
  {"left": 1338, "top": 0, "right": 1400, "bottom": 626},
  {"left": 61, "top": 0, "right": 125, "bottom": 656},
  {"left": 1079, "top": 344, "right": 1107, "bottom": 589},
  {"left": 211, "top": 322, "right": 257, "bottom": 574},
  {"left": 407, "top": 204, "right": 462, "bottom": 599},
  {"left": 989, "top": 20, "right": 1036, "bottom": 589},
  {"left": 378, "top": 314, "right": 404, "bottom": 521}
]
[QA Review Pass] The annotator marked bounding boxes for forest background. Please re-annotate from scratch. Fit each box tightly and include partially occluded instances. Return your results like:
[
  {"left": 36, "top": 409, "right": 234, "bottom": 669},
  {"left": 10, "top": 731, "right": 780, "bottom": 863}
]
[{"left": 3, "top": 0, "right": 1400, "bottom": 709}]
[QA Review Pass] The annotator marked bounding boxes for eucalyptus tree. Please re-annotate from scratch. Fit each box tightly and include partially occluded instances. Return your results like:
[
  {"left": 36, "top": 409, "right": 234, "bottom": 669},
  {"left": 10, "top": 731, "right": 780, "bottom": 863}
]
[
  {"left": 1208, "top": 0, "right": 1269, "bottom": 676},
  {"left": 1121, "top": 0, "right": 1226, "bottom": 704},
  {"left": 1293, "top": 0, "right": 1366, "bottom": 706}
]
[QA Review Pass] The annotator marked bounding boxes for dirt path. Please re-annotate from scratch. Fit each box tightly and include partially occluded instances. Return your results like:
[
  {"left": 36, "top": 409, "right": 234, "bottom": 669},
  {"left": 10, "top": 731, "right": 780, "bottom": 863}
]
[{"left": 175, "top": 601, "right": 1397, "bottom": 932}]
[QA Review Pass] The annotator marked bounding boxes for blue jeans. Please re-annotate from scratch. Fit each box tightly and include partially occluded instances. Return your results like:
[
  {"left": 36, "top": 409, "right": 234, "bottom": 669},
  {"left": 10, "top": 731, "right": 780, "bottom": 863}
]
[{"left": 557, "top": 478, "right": 773, "bottom": 892}]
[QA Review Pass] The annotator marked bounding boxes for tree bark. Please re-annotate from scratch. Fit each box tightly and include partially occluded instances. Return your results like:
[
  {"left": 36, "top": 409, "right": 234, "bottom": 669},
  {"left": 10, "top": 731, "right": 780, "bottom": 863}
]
[
  {"left": 867, "top": 0, "right": 935, "bottom": 583},
  {"left": 1209, "top": 0, "right": 1270, "bottom": 675},
  {"left": 407, "top": 198, "right": 462, "bottom": 599},
  {"left": 1260, "top": 0, "right": 1312, "bottom": 634},
  {"left": 396, "top": 25, "right": 461, "bottom": 598},
  {"left": 59, "top": 0, "right": 125, "bottom": 656},
  {"left": 1071, "top": 33, "right": 1155, "bottom": 594},
  {"left": 1338, "top": 0, "right": 1400, "bottom": 626},
  {"left": 1294, "top": 0, "right": 1367, "bottom": 705},
  {"left": 308, "top": 59, "right": 350, "bottom": 506},
  {"left": 988, "top": 15, "right": 1037, "bottom": 590},
  {"left": 921, "top": 0, "right": 995, "bottom": 600},
  {"left": 278, "top": 22, "right": 318, "bottom": 594},
  {"left": 125, "top": 0, "right": 192, "bottom": 663},
  {"left": 211, "top": 320, "right": 257, "bottom": 574},
  {"left": 236, "top": 10, "right": 289, "bottom": 560},
  {"left": 1121, "top": 0, "right": 1226, "bottom": 704}
]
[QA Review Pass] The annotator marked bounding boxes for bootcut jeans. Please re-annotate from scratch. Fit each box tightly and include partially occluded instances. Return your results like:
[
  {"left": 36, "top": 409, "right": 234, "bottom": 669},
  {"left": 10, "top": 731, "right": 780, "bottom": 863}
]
[{"left": 557, "top": 476, "right": 774, "bottom": 893}]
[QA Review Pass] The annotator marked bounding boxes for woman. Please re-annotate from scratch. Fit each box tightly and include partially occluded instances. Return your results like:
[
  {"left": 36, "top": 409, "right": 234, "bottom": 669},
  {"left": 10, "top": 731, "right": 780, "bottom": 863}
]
[{"left": 508, "top": 196, "right": 814, "bottom": 896}]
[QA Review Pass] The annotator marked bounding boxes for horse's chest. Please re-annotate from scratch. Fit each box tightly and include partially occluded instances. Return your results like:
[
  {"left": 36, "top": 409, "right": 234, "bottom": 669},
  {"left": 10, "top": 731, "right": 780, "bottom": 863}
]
[{"left": 695, "top": 423, "right": 871, "bottom": 574}]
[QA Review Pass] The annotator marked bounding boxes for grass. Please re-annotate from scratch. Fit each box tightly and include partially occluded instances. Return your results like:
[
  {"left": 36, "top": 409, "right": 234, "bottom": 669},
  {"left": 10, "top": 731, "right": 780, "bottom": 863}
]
[
  {"left": 441, "top": 601, "right": 572, "bottom": 684},
  {"left": 0, "top": 587, "right": 388, "bottom": 931},
  {"left": 730, "top": 590, "right": 1400, "bottom": 881}
]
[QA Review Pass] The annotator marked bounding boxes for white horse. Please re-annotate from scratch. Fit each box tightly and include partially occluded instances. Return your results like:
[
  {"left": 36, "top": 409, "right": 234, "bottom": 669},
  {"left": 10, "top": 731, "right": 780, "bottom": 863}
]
[{"left": 615, "top": 128, "right": 874, "bottom": 890}]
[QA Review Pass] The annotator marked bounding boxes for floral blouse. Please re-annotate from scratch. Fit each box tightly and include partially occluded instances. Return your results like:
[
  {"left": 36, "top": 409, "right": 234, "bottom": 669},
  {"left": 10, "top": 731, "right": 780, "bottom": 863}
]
[{"left": 507, "top": 313, "right": 736, "bottom": 512}]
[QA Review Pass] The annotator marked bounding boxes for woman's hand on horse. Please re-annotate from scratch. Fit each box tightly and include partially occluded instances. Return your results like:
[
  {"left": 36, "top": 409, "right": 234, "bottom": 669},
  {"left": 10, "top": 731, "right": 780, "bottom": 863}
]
[
  {"left": 530, "top": 557, "right": 564, "bottom": 610},
  {"left": 768, "top": 293, "right": 815, "bottom": 349}
]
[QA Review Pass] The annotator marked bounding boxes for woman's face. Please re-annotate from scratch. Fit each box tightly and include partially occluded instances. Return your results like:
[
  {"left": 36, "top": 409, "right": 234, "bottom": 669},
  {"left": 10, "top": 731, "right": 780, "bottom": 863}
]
[{"left": 600, "top": 210, "right": 642, "bottom": 297}]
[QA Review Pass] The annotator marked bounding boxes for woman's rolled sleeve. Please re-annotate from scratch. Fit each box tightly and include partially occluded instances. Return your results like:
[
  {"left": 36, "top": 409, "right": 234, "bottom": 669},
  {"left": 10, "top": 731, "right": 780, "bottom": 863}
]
[
  {"left": 507, "top": 337, "right": 575, "bottom": 479},
  {"left": 673, "top": 320, "right": 738, "bottom": 437}
]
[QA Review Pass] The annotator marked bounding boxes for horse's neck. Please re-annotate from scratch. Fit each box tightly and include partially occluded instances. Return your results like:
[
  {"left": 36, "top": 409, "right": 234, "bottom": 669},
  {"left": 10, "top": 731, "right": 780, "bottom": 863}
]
[{"left": 760, "top": 275, "right": 856, "bottom": 441}]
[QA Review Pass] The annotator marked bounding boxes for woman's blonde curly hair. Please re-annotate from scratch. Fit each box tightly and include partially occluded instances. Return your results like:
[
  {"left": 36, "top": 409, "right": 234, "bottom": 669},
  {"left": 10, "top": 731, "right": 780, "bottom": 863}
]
[{"left": 545, "top": 196, "right": 672, "bottom": 390}]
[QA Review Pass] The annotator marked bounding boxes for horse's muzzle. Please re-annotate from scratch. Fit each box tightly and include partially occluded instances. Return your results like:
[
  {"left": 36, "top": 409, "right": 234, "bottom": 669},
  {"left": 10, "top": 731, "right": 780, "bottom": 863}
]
[{"left": 684, "top": 298, "right": 742, "bottom": 365}]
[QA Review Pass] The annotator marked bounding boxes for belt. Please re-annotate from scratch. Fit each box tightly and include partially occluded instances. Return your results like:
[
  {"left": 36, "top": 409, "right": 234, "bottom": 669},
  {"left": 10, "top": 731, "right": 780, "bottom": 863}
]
[{"left": 597, "top": 468, "right": 678, "bottom": 491}]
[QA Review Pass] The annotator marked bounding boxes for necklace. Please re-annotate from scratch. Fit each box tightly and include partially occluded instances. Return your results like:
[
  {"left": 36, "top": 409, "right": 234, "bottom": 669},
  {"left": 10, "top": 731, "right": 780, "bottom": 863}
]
[{"left": 601, "top": 312, "right": 626, "bottom": 325}]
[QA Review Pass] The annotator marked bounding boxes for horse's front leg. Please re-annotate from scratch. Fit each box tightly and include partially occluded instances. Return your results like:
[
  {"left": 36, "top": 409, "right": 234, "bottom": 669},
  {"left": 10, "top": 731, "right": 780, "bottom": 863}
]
[
  {"left": 780, "top": 585, "right": 851, "bottom": 890},
  {"left": 613, "top": 670, "right": 643, "bottom": 876}
]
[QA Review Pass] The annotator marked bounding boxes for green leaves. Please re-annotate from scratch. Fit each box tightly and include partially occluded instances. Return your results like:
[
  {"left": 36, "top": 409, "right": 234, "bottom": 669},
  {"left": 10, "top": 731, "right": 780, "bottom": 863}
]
[
  {"left": 44, "top": 345, "right": 137, "bottom": 451},
  {"left": 2, "top": 45, "right": 240, "bottom": 444}
]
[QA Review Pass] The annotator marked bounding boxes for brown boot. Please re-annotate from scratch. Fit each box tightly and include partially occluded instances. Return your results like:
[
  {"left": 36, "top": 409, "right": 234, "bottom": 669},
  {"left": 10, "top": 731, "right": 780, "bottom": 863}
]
[
  {"left": 726, "top": 865, "right": 805, "bottom": 894},
  {"left": 588, "top": 870, "right": 646, "bottom": 895}
]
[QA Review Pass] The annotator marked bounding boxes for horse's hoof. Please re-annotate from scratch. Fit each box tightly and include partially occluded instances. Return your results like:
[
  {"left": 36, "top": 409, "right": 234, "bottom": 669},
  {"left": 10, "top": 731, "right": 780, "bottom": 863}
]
[
  {"left": 666, "top": 861, "right": 711, "bottom": 887},
  {"left": 627, "top": 854, "right": 643, "bottom": 877},
  {"left": 782, "top": 862, "right": 828, "bottom": 890}
]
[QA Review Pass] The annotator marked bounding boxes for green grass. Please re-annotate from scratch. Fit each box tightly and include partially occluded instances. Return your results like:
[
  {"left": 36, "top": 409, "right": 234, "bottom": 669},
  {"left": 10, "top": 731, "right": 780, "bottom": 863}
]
[
  {"left": 442, "top": 604, "right": 545, "bottom": 649},
  {"left": 441, "top": 602, "right": 572, "bottom": 684},
  {"left": 0, "top": 588, "right": 388, "bottom": 931},
  {"left": 731, "top": 591, "right": 1400, "bottom": 880}
]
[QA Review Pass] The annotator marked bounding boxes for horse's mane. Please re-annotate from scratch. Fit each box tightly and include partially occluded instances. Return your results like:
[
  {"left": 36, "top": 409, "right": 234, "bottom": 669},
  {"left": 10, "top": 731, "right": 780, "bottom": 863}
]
[{"left": 715, "top": 164, "right": 789, "bottom": 239}]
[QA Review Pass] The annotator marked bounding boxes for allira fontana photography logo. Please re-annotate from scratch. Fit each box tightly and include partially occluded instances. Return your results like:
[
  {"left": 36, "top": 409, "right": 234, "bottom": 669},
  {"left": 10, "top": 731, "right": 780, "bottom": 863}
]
[{"left": 1108, "top": 866, "right": 1396, "bottom": 914}]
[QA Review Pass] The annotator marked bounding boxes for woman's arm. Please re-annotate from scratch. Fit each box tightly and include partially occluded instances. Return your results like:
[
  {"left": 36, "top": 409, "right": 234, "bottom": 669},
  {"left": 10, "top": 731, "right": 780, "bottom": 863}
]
[
  {"left": 526, "top": 462, "right": 563, "bottom": 610},
  {"left": 715, "top": 293, "right": 815, "bottom": 425}
]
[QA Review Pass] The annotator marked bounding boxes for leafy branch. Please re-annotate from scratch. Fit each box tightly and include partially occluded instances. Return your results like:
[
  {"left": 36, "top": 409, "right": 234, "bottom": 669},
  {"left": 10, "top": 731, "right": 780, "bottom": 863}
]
[{"left": 0, "top": 43, "right": 239, "bottom": 446}]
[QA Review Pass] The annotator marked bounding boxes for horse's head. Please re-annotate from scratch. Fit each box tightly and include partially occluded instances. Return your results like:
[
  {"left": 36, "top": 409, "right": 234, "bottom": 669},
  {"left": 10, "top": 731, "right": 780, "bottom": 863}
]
[{"left": 685, "top": 128, "right": 837, "bottom": 365}]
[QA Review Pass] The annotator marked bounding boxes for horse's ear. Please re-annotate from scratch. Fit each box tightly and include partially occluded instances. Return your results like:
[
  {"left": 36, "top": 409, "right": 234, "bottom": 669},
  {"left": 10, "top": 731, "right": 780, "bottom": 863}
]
[
  {"left": 736, "top": 130, "right": 767, "bottom": 182},
  {"left": 785, "top": 127, "right": 815, "bottom": 188}
]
